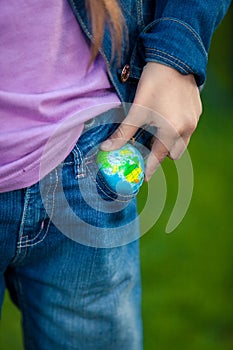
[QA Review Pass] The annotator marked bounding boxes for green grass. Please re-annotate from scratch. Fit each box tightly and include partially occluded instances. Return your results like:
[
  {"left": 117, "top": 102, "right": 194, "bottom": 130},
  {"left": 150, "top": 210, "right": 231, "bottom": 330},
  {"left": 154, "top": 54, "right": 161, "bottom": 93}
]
[
  {"left": 0, "top": 291, "right": 23, "bottom": 349},
  {"left": 0, "top": 95, "right": 232, "bottom": 349},
  {"left": 140, "top": 105, "right": 233, "bottom": 350}
]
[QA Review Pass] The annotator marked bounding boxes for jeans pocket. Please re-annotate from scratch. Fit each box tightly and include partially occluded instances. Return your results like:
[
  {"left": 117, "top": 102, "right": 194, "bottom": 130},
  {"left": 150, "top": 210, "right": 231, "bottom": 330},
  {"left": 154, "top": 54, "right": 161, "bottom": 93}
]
[
  {"left": 85, "top": 154, "right": 136, "bottom": 203},
  {"left": 133, "top": 125, "right": 156, "bottom": 159}
]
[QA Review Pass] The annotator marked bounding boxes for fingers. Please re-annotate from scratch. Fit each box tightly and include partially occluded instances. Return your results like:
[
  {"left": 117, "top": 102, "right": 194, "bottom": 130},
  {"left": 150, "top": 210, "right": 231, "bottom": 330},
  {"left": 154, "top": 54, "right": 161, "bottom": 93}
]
[
  {"left": 168, "top": 135, "right": 191, "bottom": 160},
  {"left": 145, "top": 138, "right": 168, "bottom": 181},
  {"left": 100, "top": 122, "right": 137, "bottom": 151},
  {"left": 100, "top": 109, "right": 143, "bottom": 151},
  {"left": 100, "top": 109, "right": 192, "bottom": 182},
  {"left": 99, "top": 99, "right": 197, "bottom": 181},
  {"left": 145, "top": 134, "right": 191, "bottom": 181}
]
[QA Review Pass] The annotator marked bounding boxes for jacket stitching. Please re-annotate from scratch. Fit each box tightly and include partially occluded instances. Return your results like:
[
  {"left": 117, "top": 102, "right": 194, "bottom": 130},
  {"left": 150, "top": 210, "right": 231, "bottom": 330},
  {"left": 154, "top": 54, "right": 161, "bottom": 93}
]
[
  {"left": 142, "top": 17, "right": 207, "bottom": 58},
  {"left": 146, "top": 48, "right": 192, "bottom": 71},
  {"left": 145, "top": 52, "right": 192, "bottom": 74},
  {"left": 136, "top": 0, "right": 145, "bottom": 29},
  {"left": 68, "top": 0, "right": 125, "bottom": 103},
  {"left": 146, "top": 48, "right": 194, "bottom": 73}
]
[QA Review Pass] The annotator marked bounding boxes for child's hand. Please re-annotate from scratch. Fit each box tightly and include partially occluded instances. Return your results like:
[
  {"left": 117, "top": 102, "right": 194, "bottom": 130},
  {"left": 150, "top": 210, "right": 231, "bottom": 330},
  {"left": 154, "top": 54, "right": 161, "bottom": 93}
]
[{"left": 101, "top": 62, "right": 202, "bottom": 181}]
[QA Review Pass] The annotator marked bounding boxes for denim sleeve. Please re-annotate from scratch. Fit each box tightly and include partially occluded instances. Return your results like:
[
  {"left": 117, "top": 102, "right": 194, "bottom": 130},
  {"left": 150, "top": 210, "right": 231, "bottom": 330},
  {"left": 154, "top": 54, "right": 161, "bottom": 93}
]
[{"left": 139, "top": 0, "right": 232, "bottom": 86}]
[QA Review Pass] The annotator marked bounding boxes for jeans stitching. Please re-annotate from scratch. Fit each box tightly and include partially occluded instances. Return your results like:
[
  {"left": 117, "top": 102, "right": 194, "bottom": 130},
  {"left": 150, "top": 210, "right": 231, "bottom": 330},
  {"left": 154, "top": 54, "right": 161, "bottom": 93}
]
[
  {"left": 11, "top": 235, "right": 28, "bottom": 264},
  {"left": 16, "top": 188, "right": 31, "bottom": 253},
  {"left": 73, "top": 145, "right": 86, "bottom": 178},
  {"left": 19, "top": 169, "right": 58, "bottom": 248},
  {"left": 18, "top": 173, "right": 52, "bottom": 247}
]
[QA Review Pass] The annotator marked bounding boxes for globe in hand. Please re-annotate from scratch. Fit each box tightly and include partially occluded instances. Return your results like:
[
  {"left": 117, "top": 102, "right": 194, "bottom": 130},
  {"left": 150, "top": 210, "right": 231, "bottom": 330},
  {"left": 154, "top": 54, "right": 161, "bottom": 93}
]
[{"left": 97, "top": 143, "right": 145, "bottom": 195}]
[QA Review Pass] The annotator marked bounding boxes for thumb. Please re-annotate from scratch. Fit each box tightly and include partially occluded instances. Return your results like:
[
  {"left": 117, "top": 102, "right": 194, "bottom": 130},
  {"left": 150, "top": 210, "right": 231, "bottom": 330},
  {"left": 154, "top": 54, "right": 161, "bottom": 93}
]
[{"left": 100, "top": 114, "right": 140, "bottom": 151}]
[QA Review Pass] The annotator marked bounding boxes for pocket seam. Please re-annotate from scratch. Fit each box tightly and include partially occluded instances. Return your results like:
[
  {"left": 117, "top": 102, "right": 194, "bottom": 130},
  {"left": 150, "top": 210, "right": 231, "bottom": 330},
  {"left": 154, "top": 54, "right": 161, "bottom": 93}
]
[{"left": 86, "top": 160, "right": 137, "bottom": 203}]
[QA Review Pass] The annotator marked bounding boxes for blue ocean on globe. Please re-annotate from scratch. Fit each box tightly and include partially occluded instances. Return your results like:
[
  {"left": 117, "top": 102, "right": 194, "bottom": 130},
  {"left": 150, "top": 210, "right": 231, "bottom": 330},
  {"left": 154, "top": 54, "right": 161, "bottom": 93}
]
[{"left": 97, "top": 143, "right": 145, "bottom": 195}]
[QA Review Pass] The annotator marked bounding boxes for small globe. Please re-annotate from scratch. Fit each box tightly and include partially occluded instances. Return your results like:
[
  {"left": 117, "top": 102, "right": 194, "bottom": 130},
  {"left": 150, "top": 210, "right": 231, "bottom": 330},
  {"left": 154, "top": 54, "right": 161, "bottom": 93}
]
[{"left": 97, "top": 143, "right": 145, "bottom": 195}]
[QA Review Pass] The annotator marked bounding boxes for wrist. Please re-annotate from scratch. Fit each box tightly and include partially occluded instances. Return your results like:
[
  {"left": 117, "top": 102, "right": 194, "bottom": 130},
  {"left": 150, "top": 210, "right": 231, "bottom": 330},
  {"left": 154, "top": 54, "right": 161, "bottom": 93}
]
[{"left": 145, "top": 62, "right": 197, "bottom": 86}]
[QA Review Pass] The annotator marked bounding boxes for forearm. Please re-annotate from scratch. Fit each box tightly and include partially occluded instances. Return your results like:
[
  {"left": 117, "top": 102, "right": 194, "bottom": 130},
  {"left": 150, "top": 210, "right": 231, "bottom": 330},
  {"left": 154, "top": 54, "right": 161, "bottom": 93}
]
[{"left": 140, "top": 0, "right": 232, "bottom": 85}]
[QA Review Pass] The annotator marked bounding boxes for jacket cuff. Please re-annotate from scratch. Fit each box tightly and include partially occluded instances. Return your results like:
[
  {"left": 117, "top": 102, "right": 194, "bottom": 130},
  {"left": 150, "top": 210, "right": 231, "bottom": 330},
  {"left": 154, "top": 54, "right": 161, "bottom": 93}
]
[{"left": 139, "top": 18, "right": 208, "bottom": 86}]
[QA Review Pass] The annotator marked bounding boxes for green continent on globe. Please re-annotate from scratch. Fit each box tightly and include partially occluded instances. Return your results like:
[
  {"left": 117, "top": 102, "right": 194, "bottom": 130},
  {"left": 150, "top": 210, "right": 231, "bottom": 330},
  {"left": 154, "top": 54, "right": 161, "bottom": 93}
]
[
  {"left": 97, "top": 151, "right": 112, "bottom": 170},
  {"left": 97, "top": 144, "right": 144, "bottom": 191}
]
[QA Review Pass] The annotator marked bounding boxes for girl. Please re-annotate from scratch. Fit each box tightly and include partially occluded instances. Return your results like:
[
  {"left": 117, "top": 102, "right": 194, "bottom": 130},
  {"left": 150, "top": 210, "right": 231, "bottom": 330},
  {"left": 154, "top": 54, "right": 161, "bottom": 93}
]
[{"left": 0, "top": 1, "right": 231, "bottom": 349}]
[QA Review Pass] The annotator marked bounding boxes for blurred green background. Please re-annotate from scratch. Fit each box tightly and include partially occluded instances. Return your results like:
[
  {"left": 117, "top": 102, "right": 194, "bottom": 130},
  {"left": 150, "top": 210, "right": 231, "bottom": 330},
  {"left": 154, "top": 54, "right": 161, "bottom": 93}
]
[{"left": 0, "top": 6, "right": 232, "bottom": 350}]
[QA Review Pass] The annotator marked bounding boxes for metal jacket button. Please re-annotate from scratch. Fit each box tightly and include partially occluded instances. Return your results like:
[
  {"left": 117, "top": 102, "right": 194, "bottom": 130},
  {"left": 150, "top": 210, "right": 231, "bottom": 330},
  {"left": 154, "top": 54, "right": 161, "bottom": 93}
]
[{"left": 120, "top": 64, "right": 130, "bottom": 83}]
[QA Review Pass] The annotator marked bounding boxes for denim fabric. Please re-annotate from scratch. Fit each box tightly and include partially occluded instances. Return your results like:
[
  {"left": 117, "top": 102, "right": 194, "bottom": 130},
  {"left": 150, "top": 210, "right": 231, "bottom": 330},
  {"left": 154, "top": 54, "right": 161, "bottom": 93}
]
[
  {"left": 0, "top": 108, "right": 144, "bottom": 350},
  {"left": 67, "top": 0, "right": 231, "bottom": 95}
]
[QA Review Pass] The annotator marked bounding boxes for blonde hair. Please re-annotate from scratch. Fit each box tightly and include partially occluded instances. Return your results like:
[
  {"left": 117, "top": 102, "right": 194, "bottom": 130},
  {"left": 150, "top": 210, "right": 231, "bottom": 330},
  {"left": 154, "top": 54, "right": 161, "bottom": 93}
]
[{"left": 85, "top": 0, "right": 125, "bottom": 67}]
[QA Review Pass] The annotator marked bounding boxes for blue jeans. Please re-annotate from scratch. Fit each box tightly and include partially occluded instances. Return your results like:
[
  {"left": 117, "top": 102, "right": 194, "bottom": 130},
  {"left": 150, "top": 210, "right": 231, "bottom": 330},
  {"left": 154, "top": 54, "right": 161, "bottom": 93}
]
[{"left": 0, "top": 108, "right": 144, "bottom": 350}]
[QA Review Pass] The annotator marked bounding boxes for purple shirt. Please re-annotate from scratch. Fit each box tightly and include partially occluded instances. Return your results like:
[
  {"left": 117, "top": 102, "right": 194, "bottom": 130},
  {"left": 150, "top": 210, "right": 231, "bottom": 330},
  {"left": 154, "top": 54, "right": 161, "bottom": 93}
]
[{"left": 0, "top": 0, "right": 120, "bottom": 192}]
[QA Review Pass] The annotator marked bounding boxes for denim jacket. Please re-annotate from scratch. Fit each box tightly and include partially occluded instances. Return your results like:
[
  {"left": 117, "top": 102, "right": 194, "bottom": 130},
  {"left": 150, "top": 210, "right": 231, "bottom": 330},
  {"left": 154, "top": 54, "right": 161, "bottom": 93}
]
[{"left": 67, "top": 0, "right": 231, "bottom": 103}]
